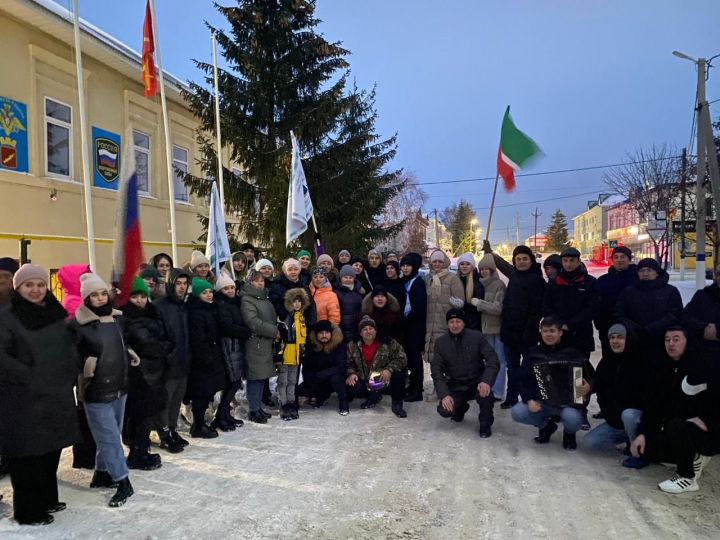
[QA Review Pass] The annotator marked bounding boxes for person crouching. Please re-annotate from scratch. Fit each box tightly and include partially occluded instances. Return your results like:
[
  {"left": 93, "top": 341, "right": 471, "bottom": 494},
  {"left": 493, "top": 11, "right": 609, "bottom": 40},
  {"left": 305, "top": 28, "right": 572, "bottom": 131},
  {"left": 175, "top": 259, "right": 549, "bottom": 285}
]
[
  {"left": 278, "top": 288, "right": 310, "bottom": 420},
  {"left": 431, "top": 308, "right": 499, "bottom": 438}
]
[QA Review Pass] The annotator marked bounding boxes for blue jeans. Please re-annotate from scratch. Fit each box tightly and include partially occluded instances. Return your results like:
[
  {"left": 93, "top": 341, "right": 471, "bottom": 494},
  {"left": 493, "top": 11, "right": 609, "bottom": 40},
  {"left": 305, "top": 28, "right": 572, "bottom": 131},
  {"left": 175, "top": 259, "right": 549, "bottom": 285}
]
[
  {"left": 246, "top": 379, "right": 266, "bottom": 412},
  {"left": 84, "top": 394, "right": 129, "bottom": 482},
  {"left": 511, "top": 402, "right": 583, "bottom": 434},
  {"left": 485, "top": 334, "right": 506, "bottom": 399},
  {"left": 584, "top": 408, "right": 642, "bottom": 451}
]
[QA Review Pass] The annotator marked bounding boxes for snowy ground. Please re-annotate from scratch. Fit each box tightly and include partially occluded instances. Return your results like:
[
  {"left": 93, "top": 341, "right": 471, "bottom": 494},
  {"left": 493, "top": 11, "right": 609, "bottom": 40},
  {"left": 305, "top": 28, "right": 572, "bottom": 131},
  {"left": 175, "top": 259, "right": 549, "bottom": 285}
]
[{"left": 0, "top": 270, "right": 717, "bottom": 539}]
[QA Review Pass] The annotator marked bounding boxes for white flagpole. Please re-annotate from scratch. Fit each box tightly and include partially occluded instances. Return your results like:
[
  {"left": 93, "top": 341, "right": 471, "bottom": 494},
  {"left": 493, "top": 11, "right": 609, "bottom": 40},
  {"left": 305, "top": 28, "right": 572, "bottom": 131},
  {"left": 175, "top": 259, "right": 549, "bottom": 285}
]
[
  {"left": 211, "top": 32, "right": 225, "bottom": 210},
  {"left": 148, "top": 0, "right": 178, "bottom": 264},
  {"left": 71, "top": 0, "right": 96, "bottom": 270}
]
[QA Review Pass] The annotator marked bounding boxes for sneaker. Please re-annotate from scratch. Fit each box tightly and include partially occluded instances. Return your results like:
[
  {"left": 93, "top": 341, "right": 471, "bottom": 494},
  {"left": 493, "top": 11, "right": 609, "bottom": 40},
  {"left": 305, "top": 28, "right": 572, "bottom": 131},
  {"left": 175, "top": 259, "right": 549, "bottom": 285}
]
[
  {"left": 534, "top": 421, "right": 558, "bottom": 444},
  {"left": 562, "top": 431, "right": 577, "bottom": 451},
  {"left": 108, "top": 477, "right": 134, "bottom": 507},
  {"left": 46, "top": 502, "right": 67, "bottom": 514},
  {"left": 478, "top": 426, "right": 492, "bottom": 438},
  {"left": 248, "top": 411, "right": 268, "bottom": 424},
  {"left": 127, "top": 450, "right": 162, "bottom": 471},
  {"left": 339, "top": 408, "right": 349, "bottom": 416},
  {"left": 622, "top": 456, "right": 649, "bottom": 469},
  {"left": 693, "top": 454, "right": 712, "bottom": 480},
  {"left": 17, "top": 514, "right": 54, "bottom": 526},
  {"left": 211, "top": 418, "right": 236, "bottom": 432},
  {"left": 170, "top": 429, "right": 190, "bottom": 447},
  {"left": 190, "top": 423, "right": 219, "bottom": 439},
  {"left": 658, "top": 474, "right": 699, "bottom": 494},
  {"left": 229, "top": 416, "right": 245, "bottom": 427}
]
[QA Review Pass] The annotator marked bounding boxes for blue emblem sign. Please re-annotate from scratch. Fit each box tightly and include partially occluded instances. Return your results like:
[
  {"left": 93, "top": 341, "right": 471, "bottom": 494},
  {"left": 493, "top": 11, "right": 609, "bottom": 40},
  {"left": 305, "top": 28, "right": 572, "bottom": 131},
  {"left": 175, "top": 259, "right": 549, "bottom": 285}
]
[
  {"left": 92, "top": 127, "right": 121, "bottom": 189},
  {"left": 0, "top": 97, "right": 29, "bottom": 173}
]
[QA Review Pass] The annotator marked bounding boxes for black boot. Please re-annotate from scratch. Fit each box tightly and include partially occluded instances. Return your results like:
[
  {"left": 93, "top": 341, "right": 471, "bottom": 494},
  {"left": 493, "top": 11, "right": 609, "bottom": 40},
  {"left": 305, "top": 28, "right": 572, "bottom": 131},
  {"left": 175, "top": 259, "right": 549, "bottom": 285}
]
[
  {"left": 108, "top": 477, "right": 134, "bottom": 507},
  {"left": 90, "top": 470, "right": 118, "bottom": 489},
  {"left": 534, "top": 421, "right": 558, "bottom": 444},
  {"left": 478, "top": 425, "right": 492, "bottom": 438},
  {"left": 47, "top": 502, "right": 67, "bottom": 513},
  {"left": 248, "top": 410, "right": 268, "bottom": 424},
  {"left": 259, "top": 408, "right": 272, "bottom": 419},
  {"left": 228, "top": 414, "right": 244, "bottom": 427},
  {"left": 361, "top": 392, "right": 382, "bottom": 409},
  {"left": 170, "top": 429, "right": 190, "bottom": 447},
  {"left": 289, "top": 404, "right": 299, "bottom": 420},
  {"left": 127, "top": 447, "right": 162, "bottom": 471},
  {"left": 563, "top": 431, "right": 577, "bottom": 450},
  {"left": 16, "top": 514, "right": 54, "bottom": 525},
  {"left": 190, "top": 422, "right": 218, "bottom": 439},
  {"left": 211, "top": 417, "right": 236, "bottom": 432},
  {"left": 391, "top": 401, "right": 407, "bottom": 418},
  {"left": 158, "top": 427, "right": 184, "bottom": 453},
  {"left": 280, "top": 405, "right": 292, "bottom": 421}
]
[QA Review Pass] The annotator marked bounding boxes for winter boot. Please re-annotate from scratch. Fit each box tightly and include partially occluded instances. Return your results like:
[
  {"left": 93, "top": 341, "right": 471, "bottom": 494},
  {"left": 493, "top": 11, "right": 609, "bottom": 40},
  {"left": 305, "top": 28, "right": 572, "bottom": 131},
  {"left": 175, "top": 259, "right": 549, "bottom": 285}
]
[
  {"left": 228, "top": 414, "right": 244, "bottom": 427},
  {"left": 289, "top": 404, "right": 300, "bottom": 420},
  {"left": 280, "top": 405, "right": 292, "bottom": 421},
  {"left": 248, "top": 410, "right": 268, "bottom": 424},
  {"left": 17, "top": 514, "right": 54, "bottom": 526},
  {"left": 259, "top": 409, "right": 272, "bottom": 419},
  {"left": 392, "top": 401, "right": 407, "bottom": 418},
  {"left": 190, "top": 422, "right": 218, "bottom": 439},
  {"left": 170, "top": 429, "right": 190, "bottom": 447},
  {"left": 211, "top": 417, "right": 236, "bottom": 432},
  {"left": 90, "top": 470, "right": 118, "bottom": 489},
  {"left": 562, "top": 431, "right": 577, "bottom": 451},
  {"left": 108, "top": 477, "right": 134, "bottom": 507},
  {"left": 361, "top": 392, "right": 382, "bottom": 409},
  {"left": 478, "top": 425, "right": 492, "bottom": 438},
  {"left": 46, "top": 502, "right": 67, "bottom": 513},
  {"left": 158, "top": 427, "right": 184, "bottom": 454},
  {"left": 534, "top": 421, "right": 558, "bottom": 444}
]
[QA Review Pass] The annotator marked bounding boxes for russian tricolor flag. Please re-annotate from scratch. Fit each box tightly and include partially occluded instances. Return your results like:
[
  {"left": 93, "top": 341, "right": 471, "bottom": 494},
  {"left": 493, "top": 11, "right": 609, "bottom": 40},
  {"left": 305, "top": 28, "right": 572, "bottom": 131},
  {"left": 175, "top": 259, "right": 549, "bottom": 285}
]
[{"left": 113, "top": 125, "right": 145, "bottom": 306}]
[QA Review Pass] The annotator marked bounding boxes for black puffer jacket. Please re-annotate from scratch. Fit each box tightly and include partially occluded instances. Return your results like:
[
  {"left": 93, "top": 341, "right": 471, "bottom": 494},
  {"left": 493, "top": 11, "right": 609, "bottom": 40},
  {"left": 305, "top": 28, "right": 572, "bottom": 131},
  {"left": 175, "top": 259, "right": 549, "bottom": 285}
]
[
  {"left": 216, "top": 292, "right": 251, "bottom": 382},
  {"left": 682, "top": 283, "right": 720, "bottom": 362},
  {"left": 121, "top": 302, "right": 174, "bottom": 388},
  {"left": 304, "top": 326, "right": 347, "bottom": 378},
  {"left": 593, "top": 339, "right": 644, "bottom": 429},
  {"left": 493, "top": 254, "right": 546, "bottom": 349},
  {"left": 335, "top": 283, "right": 364, "bottom": 342},
  {"left": 154, "top": 269, "right": 191, "bottom": 378},
  {"left": 594, "top": 265, "right": 638, "bottom": 336},
  {"left": 269, "top": 273, "right": 317, "bottom": 325},
  {"left": 615, "top": 271, "right": 683, "bottom": 343},
  {"left": 431, "top": 328, "right": 500, "bottom": 398},
  {"left": 0, "top": 293, "right": 80, "bottom": 458},
  {"left": 186, "top": 298, "right": 225, "bottom": 399},
  {"left": 543, "top": 267, "right": 600, "bottom": 356},
  {"left": 71, "top": 304, "right": 129, "bottom": 403},
  {"left": 366, "top": 264, "right": 386, "bottom": 291}
]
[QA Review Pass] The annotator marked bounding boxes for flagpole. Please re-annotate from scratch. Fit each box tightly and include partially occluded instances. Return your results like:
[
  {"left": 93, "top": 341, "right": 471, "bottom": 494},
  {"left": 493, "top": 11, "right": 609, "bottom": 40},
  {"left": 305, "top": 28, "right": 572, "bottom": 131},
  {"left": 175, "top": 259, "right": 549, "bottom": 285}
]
[
  {"left": 211, "top": 32, "right": 225, "bottom": 210},
  {"left": 71, "top": 0, "right": 97, "bottom": 271},
  {"left": 484, "top": 173, "right": 500, "bottom": 242},
  {"left": 148, "top": 0, "right": 178, "bottom": 264}
]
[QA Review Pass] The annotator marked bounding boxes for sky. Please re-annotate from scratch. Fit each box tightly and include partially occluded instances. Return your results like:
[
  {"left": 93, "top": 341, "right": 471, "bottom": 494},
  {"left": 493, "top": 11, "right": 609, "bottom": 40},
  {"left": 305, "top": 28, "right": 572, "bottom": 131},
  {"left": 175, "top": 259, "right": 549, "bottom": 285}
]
[{"left": 65, "top": 0, "right": 720, "bottom": 244}]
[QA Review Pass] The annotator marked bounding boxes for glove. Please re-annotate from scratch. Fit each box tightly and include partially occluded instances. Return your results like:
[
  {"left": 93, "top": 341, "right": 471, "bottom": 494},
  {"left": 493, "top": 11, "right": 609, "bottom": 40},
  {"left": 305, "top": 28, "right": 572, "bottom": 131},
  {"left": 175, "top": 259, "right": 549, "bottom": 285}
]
[
  {"left": 482, "top": 240, "right": 492, "bottom": 254},
  {"left": 470, "top": 298, "right": 482, "bottom": 308},
  {"left": 449, "top": 296, "right": 465, "bottom": 309},
  {"left": 128, "top": 349, "right": 141, "bottom": 367}
]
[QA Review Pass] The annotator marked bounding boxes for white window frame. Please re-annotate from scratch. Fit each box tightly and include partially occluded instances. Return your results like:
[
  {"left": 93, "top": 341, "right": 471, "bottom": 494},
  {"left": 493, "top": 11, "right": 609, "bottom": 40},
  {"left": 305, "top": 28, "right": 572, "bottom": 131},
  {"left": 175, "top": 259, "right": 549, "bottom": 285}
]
[
  {"left": 132, "top": 130, "right": 151, "bottom": 196},
  {"left": 172, "top": 144, "right": 189, "bottom": 203},
  {"left": 44, "top": 96, "right": 73, "bottom": 180}
]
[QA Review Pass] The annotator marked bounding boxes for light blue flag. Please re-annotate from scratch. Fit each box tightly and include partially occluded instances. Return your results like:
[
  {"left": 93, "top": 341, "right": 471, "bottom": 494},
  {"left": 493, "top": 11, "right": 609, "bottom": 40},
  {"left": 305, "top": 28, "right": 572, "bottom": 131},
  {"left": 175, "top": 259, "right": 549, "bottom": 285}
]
[{"left": 205, "top": 182, "right": 232, "bottom": 278}]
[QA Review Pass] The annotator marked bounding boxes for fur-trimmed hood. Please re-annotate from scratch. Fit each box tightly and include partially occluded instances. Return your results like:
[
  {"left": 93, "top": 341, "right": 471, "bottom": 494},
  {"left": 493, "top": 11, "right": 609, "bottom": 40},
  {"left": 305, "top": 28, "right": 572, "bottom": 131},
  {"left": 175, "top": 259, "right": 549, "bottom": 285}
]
[
  {"left": 74, "top": 303, "right": 123, "bottom": 325},
  {"left": 284, "top": 287, "right": 310, "bottom": 313},
  {"left": 309, "top": 324, "right": 344, "bottom": 353},
  {"left": 361, "top": 292, "right": 400, "bottom": 315}
]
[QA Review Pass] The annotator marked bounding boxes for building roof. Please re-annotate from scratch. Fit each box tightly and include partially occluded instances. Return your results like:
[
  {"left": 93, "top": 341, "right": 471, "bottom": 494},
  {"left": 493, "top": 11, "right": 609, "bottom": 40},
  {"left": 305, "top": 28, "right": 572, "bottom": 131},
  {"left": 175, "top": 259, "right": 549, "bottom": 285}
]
[{"left": 1, "top": 0, "right": 190, "bottom": 103}]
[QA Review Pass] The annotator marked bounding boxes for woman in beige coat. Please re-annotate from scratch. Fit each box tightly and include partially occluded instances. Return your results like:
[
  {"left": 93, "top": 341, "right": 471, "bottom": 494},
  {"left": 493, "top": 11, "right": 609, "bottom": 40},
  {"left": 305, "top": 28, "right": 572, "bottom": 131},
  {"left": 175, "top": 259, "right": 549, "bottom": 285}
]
[
  {"left": 424, "top": 249, "right": 464, "bottom": 368},
  {"left": 472, "top": 253, "right": 507, "bottom": 400}
]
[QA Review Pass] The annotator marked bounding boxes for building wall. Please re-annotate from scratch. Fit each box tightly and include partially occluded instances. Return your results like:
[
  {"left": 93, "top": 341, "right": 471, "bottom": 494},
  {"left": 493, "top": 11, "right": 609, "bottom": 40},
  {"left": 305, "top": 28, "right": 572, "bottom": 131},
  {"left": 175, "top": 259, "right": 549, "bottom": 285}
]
[
  {"left": 0, "top": 10, "right": 209, "bottom": 278},
  {"left": 573, "top": 205, "right": 606, "bottom": 257}
]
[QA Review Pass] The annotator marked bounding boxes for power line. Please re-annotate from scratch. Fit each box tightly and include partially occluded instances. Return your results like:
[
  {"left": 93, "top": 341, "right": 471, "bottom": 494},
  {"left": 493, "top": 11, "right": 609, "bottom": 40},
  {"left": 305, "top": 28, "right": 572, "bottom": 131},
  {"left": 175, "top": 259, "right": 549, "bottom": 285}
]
[
  {"left": 424, "top": 184, "right": 608, "bottom": 199},
  {"left": 470, "top": 190, "right": 603, "bottom": 211},
  {"left": 415, "top": 155, "right": 684, "bottom": 186}
]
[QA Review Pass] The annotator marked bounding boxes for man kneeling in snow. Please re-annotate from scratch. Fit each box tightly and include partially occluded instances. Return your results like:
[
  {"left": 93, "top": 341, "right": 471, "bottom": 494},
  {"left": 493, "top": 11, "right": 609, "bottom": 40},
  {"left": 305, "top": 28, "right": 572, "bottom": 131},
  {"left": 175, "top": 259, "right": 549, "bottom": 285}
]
[
  {"left": 431, "top": 308, "right": 499, "bottom": 438},
  {"left": 303, "top": 320, "right": 349, "bottom": 415}
]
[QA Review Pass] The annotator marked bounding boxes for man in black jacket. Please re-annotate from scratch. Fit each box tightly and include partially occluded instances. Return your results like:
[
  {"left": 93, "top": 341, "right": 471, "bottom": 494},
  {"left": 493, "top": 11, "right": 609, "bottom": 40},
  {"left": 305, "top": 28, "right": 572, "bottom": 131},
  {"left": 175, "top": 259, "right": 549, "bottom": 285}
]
[
  {"left": 431, "top": 309, "right": 499, "bottom": 438},
  {"left": 511, "top": 317, "right": 592, "bottom": 450},
  {"left": 304, "top": 321, "right": 349, "bottom": 415},
  {"left": 630, "top": 326, "right": 718, "bottom": 493},
  {"left": 683, "top": 261, "right": 720, "bottom": 363},
  {"left": 483, "top": 241, "right": 546, "bottom": 409},
  {"left": 152, "top": 269, "right": 191, "bottom": 453},
  {"left": 594, "top": 246, "right": 637, "bottom": 357}
]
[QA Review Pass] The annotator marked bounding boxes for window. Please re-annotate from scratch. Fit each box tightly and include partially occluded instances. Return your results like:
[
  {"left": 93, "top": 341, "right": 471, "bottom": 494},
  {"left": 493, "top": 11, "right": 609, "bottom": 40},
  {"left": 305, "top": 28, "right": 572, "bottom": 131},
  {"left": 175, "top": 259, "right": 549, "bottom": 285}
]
[
  {"left": 173, "top": 145, "right": 189, "bottom": 202},
  {"left": 45, "top": 97, "right": 72, "bottom": 178},
  {"left": 132, "top": 130, "right": 150, "bottom": 194}
]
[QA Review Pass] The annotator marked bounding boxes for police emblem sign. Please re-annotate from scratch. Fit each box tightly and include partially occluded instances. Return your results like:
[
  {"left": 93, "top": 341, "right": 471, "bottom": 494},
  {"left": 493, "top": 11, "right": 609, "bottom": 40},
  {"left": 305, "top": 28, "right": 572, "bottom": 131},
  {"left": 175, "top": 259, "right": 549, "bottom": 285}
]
[
  {"left": 0, "top": 97, "right": 29, "bottom": 173},
  {"left": 92, "top": 126, "right": 121, "bottom": 189}
]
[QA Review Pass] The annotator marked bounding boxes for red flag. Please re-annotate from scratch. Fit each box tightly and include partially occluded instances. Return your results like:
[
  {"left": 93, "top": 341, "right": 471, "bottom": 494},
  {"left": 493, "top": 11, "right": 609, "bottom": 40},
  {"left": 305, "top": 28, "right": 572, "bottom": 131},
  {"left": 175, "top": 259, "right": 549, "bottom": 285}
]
[{"left": 141, "top": 0, "right": 158, "bottom": 97}]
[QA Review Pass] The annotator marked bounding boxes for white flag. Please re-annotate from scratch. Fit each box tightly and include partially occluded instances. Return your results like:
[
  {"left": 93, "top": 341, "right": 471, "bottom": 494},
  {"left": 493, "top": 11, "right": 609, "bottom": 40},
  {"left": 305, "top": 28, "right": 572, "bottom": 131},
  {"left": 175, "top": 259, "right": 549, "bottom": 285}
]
[
  {"left": 286, "top": 130, "right": 315, "bottom": 246},
  {"left": 206, "top": 182, "right": 232, "bottom": 278}
]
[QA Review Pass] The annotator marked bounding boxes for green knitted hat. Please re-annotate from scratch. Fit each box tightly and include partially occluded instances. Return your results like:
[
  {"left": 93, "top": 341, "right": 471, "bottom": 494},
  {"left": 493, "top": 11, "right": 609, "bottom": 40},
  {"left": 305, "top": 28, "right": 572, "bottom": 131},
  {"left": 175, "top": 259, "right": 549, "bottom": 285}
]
[
  {"left": 130, "top": 276, "right": 150, "bottom": 297},
  {"left": 296, "top": 249, "right": 312, "bottom": 260},
  {"left": 191, "top": 277, "right": 213, "bottom": 297}
]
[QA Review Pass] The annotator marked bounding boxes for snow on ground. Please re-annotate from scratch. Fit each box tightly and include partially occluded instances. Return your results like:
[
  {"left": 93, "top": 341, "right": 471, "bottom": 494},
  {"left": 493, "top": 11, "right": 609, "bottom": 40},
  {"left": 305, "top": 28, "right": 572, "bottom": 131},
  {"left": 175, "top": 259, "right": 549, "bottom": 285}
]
[{"left": 0, "top": 268, "right": 717, "bottom": 539}]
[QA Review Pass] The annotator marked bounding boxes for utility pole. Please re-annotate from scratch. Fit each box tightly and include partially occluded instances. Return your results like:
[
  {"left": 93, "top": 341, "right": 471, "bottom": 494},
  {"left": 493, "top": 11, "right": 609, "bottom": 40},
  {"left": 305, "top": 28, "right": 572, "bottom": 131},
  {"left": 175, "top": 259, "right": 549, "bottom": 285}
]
[
  {"left": 697, "top": 75, "right": 720, "bottom": 278},
  {"left": 515, "top": 211, "right": 521, "bottom": 246},
  {"left": 680, "top": 148, "right": 687, "bottom": 280},
  {"left": 696, "top": 59, "right": 707, "bottom": 289},
  {"left": 531, "top": 207, "right": 541, "bottom": 252},
  {"left": 434, "top": 208, "right": 440, "bottom": 251}
]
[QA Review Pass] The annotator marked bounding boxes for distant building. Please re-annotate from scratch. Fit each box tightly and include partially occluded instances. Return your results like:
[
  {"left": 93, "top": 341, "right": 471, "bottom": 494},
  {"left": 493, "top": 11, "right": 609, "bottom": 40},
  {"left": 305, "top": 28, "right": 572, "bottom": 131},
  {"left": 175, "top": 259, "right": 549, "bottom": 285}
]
[
  {"left": 426, "top": 218, "right": 452, "bottom": 254},
  {"left": 573, "top": 194, "right": 623, "bottom": 262},
  {"left": 525, "top": 234, "right": 548, "bottom": 252},
  {"left": 606, "top": 201, "right": 655, "bottom": 260}
]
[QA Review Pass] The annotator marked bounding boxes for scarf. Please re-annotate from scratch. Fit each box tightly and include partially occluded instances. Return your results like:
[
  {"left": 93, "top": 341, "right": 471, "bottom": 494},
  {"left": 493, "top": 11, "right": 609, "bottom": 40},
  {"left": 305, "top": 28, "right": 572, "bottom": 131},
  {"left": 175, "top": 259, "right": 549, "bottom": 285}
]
[
  {"left": 84, "top": 300, "right": 114, "bottom": 317},
  {"left": 460, "top": 273, "right": 474, "bottom": 303},
  {"left": 403, "top": 276, "right": 418, "bottom": 317},
  {"left": 430, "top": 269, "right": 449, "bottom": 299},
  {"left": 11, "top": 291, "right": 68, "bottom": 331}
]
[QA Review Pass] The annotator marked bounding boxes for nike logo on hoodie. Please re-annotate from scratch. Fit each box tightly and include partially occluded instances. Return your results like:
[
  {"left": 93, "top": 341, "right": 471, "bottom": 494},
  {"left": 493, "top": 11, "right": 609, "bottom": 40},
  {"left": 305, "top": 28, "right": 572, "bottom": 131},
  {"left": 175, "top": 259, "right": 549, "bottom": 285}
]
[{"left": 681, "top": 376, "right": 708, "bottom": 396}]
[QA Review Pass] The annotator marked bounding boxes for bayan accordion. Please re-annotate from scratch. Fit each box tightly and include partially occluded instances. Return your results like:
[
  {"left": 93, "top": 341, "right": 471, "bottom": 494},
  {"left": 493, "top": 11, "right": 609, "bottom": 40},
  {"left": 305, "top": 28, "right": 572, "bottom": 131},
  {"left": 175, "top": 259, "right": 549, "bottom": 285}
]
[{"left": 532, "top": 358, "right": 585, "bottom": 408}]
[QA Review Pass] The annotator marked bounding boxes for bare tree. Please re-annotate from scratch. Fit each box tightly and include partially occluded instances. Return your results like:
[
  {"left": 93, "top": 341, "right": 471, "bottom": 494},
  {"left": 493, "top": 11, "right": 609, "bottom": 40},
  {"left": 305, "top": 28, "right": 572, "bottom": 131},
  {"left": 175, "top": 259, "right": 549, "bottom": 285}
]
[
  {"left": 378, "top": 172, "right": 429, "bottom": 253},
  {"left": 603, "top": 144, "right": 681, "bottom": 264}
]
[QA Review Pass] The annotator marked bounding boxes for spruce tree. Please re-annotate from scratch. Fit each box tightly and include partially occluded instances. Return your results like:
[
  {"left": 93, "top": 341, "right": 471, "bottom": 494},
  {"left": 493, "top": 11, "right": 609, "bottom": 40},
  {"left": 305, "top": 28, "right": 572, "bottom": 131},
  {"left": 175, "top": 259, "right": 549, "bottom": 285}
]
[
  {"left": 545, "top": 209, "right": 570, "bottom": 252},
  {"left": 441, "top": 200, "right": 477, "bottom": 254},
  {"left": 182, "top": 0, "right": 400, "bottom": 258}
]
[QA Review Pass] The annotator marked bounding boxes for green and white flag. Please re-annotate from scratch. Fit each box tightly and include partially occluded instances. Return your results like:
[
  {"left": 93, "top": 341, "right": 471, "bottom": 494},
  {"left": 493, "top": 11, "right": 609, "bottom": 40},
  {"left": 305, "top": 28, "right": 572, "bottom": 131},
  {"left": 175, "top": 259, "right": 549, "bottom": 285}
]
[{"left": 496, "top": 106, "right": 543, "bottom": 192}]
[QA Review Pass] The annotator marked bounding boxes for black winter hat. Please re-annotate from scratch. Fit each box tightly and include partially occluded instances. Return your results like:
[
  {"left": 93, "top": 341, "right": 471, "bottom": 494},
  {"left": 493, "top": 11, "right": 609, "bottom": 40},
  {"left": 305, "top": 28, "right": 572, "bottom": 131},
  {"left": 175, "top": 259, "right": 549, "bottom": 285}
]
[
  {"left": 240, "top": 243, "right": 256, "bottom": 253},
  {"left": 314, "top": 320, "right": 333, "bottom": 334},
  {"left": 0, "top": 257, "right": 19, "bottom": 274},
  {"left": 446, "top": 308, "right": 466, "bottom": 323},
  {"left": 637, "top": 258, "right": 661, "bottom": 273},
  {"left": 371, "top": 286, "right": 388, "bottom": 298},
  {"left": 543, "top": 253, "right": 562, "bottom": 270},
  {"left": 399, "top": 253, "right": 422, "bottom": 271},
  {"left": 512, "top": 245, "right": 536, "bottom": 264},
  {"left": 612, "top": 246, "right": 633, "bottom": 260},
  {"left": 560, "top": 247, "right": 581, "bottom": 258},
  {"left": 385, "top": 260, "right": 400, "bottom": 275}
]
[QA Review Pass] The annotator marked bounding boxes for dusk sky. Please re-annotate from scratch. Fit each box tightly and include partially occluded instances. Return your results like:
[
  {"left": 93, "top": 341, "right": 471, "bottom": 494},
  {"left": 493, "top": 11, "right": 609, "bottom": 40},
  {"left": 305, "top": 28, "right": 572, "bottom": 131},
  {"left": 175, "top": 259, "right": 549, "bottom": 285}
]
[{"left": 68, "top": 0, "right": 720, "bottom": 245}]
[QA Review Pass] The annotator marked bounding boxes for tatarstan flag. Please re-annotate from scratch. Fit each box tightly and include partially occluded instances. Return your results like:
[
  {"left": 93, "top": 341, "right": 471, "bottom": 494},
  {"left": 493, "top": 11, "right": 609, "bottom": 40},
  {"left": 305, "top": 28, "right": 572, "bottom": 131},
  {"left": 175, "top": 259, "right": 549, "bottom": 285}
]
[
  {"left": 496, "top": 106, "right": 542, "bottom": 192},
  {"left": 141, "top": 0, "right": 158, "bottom": 97}
]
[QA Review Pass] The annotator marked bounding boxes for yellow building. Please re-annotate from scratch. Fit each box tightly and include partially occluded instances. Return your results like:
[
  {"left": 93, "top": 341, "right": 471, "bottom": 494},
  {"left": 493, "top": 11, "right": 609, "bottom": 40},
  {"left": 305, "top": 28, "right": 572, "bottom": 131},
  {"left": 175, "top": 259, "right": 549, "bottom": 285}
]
[
  {"left": 572, "top": 194, "right": 618, "bottom": 259},
  {"left": 0, "top": 0, "right": 217, "bottom": 279}
]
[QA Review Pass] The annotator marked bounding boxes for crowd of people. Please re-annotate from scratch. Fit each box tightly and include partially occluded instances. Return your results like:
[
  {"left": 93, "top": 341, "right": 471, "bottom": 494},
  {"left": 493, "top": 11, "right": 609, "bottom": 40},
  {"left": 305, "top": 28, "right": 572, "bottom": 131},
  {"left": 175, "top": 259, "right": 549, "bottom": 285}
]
[{"left": 0, "top": 239, "right": 718, "bottom": 526}]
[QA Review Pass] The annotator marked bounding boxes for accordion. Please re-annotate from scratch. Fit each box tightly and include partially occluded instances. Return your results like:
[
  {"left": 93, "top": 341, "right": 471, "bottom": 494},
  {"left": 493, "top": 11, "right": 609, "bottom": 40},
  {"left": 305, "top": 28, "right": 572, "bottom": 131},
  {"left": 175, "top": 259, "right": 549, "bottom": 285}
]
[{"left": 532, "top": 358, "right": 585, "bottom": 408}]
